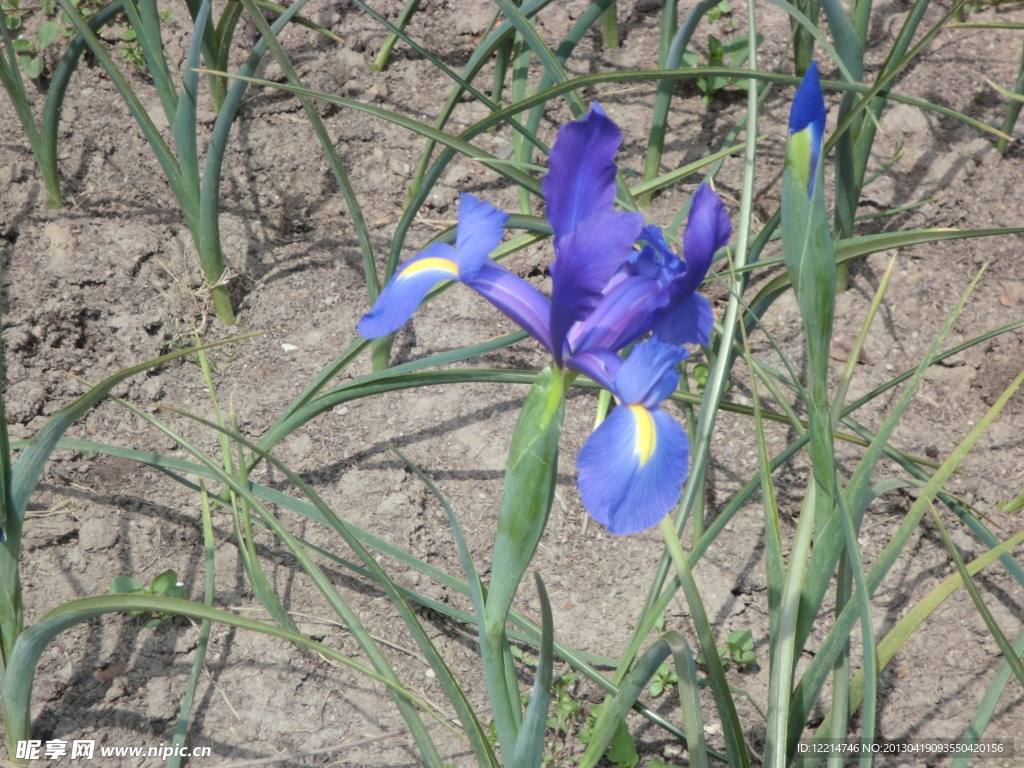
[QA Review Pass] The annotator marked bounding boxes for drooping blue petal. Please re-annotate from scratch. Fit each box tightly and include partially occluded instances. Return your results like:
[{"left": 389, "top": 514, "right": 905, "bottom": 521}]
[
  {"left": 652, "top": 291, "right": 714, "bottom": 347},
  {"left": 542, "top": 104, "right": 622, "bottom": 241},
  {"left": 357, "top": 194, "right": 509, "bottom": 339},
  {"left": 463, "top": 261, "right": 554, "bottom": 355},
  {"left": 454, "top": 193, "right": 509, "bottom": 279},
  {"left": 787, "top": 61, "right": 826, "bottom": 196},
  {"left": 612, "top": 340, "right": 687, "bottom": 407},
  {"left": 577, "top": 404, "right": 690, "bottom": 535},
  {"left": 357, "top": 242, "right": 459, "bottom": 338},
  {"left": 565, "top": 347, "right": 622, "bottom": 391},
  {"left": 549, "top": 210, "right": 644, "bottom": 361},
  {"left": 679, "top": 183, "right": 732, "bottom": 295}
]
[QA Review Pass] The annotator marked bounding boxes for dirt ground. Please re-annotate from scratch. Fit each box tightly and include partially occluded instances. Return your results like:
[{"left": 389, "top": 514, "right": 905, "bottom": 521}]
[{"left": 2, "top": 0, "right": 1023, "bottom": 765}]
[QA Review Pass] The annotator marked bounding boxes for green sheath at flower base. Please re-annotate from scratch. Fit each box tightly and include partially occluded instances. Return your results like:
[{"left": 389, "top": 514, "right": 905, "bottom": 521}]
[
  {"left": 481, "top": 362, "right": 568, "bottom": 753},
  {"left": 486, "top": 363, "right": 568, "bottom": 635}
]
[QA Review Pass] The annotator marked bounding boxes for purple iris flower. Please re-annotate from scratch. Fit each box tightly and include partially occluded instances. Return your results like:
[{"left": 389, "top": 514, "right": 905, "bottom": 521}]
[
  {"left": 787, "top": 61, "right": 827, "bottom": 196},
  {"left": 358, "top": 104, "right": 731, "bottom": 534}
]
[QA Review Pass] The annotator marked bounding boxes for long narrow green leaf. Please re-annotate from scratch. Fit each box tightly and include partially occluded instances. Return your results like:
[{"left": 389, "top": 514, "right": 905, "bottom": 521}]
[
  {"left": 198, "top": 0, "right": 320, "bottom": 325},
  {"left": 578, "top": 633, "right": 685, "bottom": 768},
  {"left": 371, "top": 0, "right": 421, "bottom": 71},
  {"left": 235, "top": 0, "right": 380, "bottom": 306},
  {"left": 167, "top": 484, "right": 216, "bottom": 768},
  {"left": 0, "top": 5, "right": 61, "bottom": 207},
  {"left": 791, "top": 363, "right": 1024, "bottom": 762},
  {"left": 953, "top": 628, "right": 1024, "bottom": 765},
  {"left": 9, "top": 334, "right": 261, "bottom": 551},
  {"left": 659, "top": 519, "right": 750, "bottom": 768},
  {"left": 120, "top": 0, "right": 179, "bottom": 126},
  {"left": 1, "top": 594, "right": 437, "bottom": 754},
  {"left": 931, "top": 506, "right": 1024, "bottom": 688},
  {"left": 404, "top": 0, "right": 554, "bottom": 197},
  {"left": 394, "top": 449, "right": 501, "bottom": 768},
  {"left": 112, "top": 401, "right": 448, "bottom": 767},
  {"left": 39, "top": 0, "right": 125, "bottom": 209},
  {"left": 815, "top": 524, "right": 1024, "bottom": 747},
  {"left": 511, "top": 574, "right": 554, "bottom": 768},
  {"left": 175, "top": 0, "right": 209, "bottom": 217},
  {"left": 747, "top": 226, "right": 1024, "bottom": 316},
  {"left": 54, "top": 0, "right": 194, "bottom": 222}
]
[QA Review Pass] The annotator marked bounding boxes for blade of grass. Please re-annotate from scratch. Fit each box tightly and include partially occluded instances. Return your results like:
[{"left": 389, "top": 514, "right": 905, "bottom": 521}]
[
  {"left": 658, "top": 518, "right": 750, "bottom": 768},
  {"left": 931, "top": 504, "right": 1024, "bottom": 688},
  {"left": 167, "top": 482, "right": 216, "bottom": 768},
  {"left": 510, "top": 573, "right": 554, "bottom": 768},
  {"left": 1, "top": 593, "right": 442, "bottom": 757},
  {"left": 814, "top": 523, "right": 1024, "bottom": 745},
  {"left": 371, "top": 0, "right": 421, "bottom": 72},
  {"left": 790, "top": 362, "right": 1024, "bottom": 761}
]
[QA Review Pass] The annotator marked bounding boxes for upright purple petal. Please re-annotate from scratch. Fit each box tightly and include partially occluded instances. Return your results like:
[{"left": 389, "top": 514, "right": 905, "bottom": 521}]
[
  {"left": 357, "top": 243, "right": 461, "bottom": 338},
  {"left": 577, "top": 405, "right": 690, "bottom": 535},
  {"left": 566, "top": 275, "right": 665, "bottom": 355},
  {"left": 463, "top": 261, "right": 554, "bottom": 354},
  {"left": 454, "top": 193, "right": 509, "bottom": 279},
  {"left": 652, "top": 292, "right": 714, "bottom": 347},
  {"left": 612, "top": 340, "right": 687, "bottom": 407},
  {"left": 549, "top": 210, "right": 644, "bottom": 361},
  {"left": 678, "top": 183, "right": 731, "bottom": 295},
  {"left": 542, "top": 104, "right": 622, "bottom": 240}
]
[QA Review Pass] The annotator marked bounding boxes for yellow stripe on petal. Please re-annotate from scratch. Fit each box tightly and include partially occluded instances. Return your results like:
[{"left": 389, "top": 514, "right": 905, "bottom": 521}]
[
  {"left": 629, "top": 404, "right": 656, "bottom": 466},
  {"left": 787, "top": 127, "right": 813, "bottom": 191},
  {"left": 399, "top": 257, "right": 459, "bottom": 279}
]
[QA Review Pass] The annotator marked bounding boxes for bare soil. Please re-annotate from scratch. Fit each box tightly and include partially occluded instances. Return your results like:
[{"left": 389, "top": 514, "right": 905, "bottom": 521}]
[{"left": 2, "top": 0, "right": 1024, "bottom": 766}]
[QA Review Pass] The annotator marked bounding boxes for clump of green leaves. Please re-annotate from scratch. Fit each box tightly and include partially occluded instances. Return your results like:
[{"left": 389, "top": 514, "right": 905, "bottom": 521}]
[
  {"left": 696, "top": 629, "right": 757, "bottom": 669},
  {"left": 1, "top": 0, "right": 60, "bottom": 78},
  {"left": 0, "top": 0, "right": 139, "bottom": 78},
  {"left": 682, "top": 32, "right": 763, "bottom": 103},
  {"left": 705, "top": 0, "right": 734, "bottom": 25},
  {"left": 109, "top": 569, "right": 187, "bottom": 629},
  {"left": 648, "top": 661, "right": 678, "bottom": 698}
]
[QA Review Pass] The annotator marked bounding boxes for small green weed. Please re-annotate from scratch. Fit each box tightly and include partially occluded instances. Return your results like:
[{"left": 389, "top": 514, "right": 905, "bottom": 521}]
[
  {"left": 682, "top": 32, "right": 763, "bottom": 103},
  {"left": 108, "top": 569, "right": 187, "bottom": 629},
  {"left": 696, "top": 629, "right": 757, "bottom": 669}
]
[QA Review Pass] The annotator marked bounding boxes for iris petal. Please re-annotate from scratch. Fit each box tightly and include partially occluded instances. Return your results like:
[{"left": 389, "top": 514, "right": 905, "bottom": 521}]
[
  {"left": 454, "top": 193, "right": 509, "bottom": 279},
  {"left": 565, "top": 348, "right": 622, "bottom": 391},
  {"left": 652, "top": 291, "right": 714, "bottom": 347},
  {"left": 549, "top": 210, "right": 644, "bottom": 360},
  {"left": 567, "top": 274, "right": 664, "bottom": 355},
  {"left": 787, "top": 61, "right": 826, "bottom": 195},
  {"left": 542, "top": 104, "right": 622, "bottom": 241},
  {"left": 577, "top": 405, "right": 690, "bottom": 535},
  {"left": 679, "top": 183, "right": 732, "bottom": 295},
  {"left": 357, "top": 242, "right": 459, "bottom": 338},
  {"left": 464, "top": 261, "right": 554, "bottom": 354},
  {"left": 612, "top": 340, "right": 687, "bottom": 407}
]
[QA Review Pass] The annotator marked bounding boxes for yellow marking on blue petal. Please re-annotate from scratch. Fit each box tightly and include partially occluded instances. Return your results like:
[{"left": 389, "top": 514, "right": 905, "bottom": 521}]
[
  {"left": 399, "top": 257, "right": 459, "bottom": 279},
  {"left": 787, "top": 127, "right": 813, "bottom": 190},
  {"left": 629, "top": 404, "right": 656, "bottom": 465}
]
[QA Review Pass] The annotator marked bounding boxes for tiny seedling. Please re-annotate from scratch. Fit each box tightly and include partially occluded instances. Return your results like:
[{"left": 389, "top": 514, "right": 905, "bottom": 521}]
[
  {"left": 696, "top": 629, "right": 757, "bottom": 669},
  {"left": 648, "top": 661, "right": 678, "bottom": 698},
  {"left": 682, "top": 33, "right": 764, "bottom": 104},
  {"left": 108, "top": 569, "right": 187, "bottom": 629}
]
